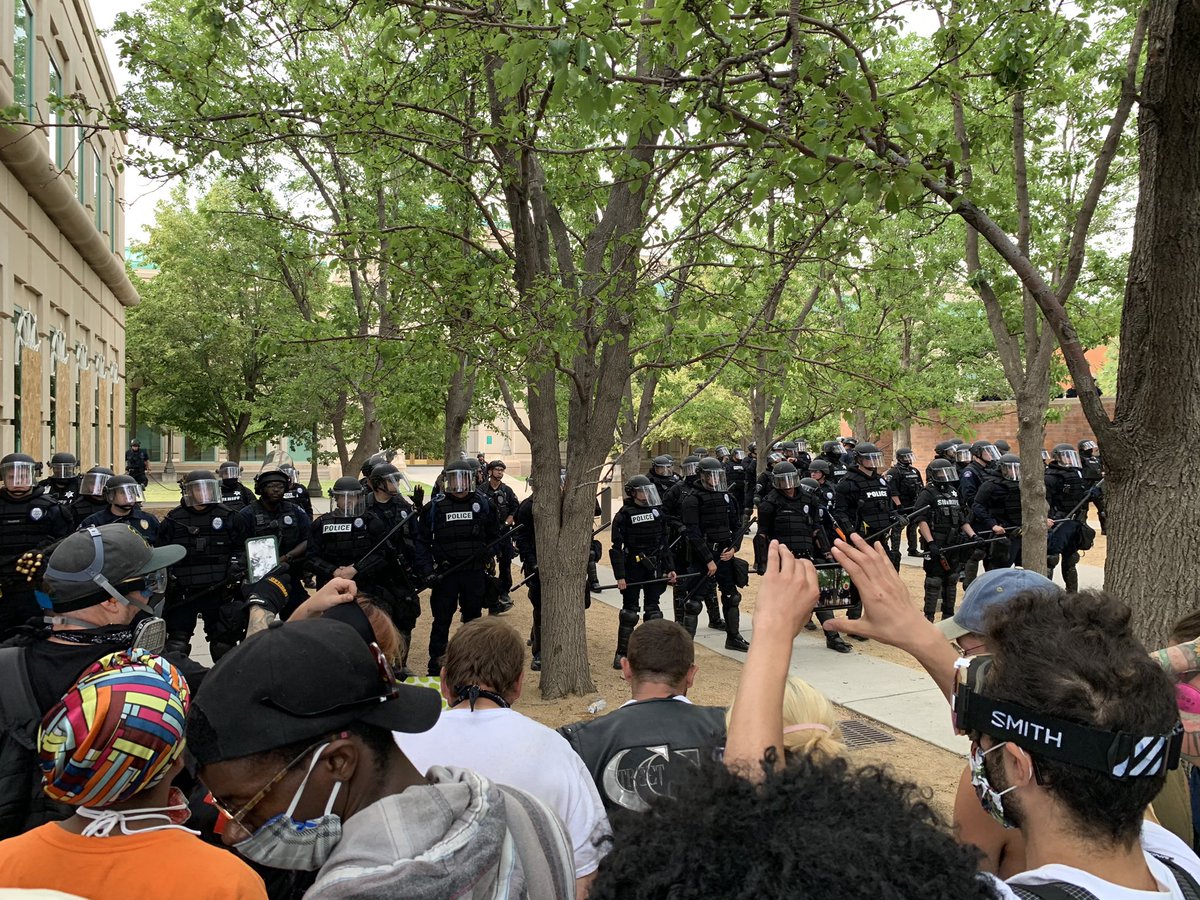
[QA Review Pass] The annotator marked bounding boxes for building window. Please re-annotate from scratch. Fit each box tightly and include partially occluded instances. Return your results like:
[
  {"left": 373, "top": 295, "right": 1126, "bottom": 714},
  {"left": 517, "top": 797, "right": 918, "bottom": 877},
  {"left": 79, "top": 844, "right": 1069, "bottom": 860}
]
[
  {"left": 49, "top": 56, "right": 63, "bottom": 165},
  {"left": 12, "top": 1, "right": 33, "bottom": 122},
  {"left": 183, "top": 435, "right": 217, "bottom": 463},
  {"left": 76, "top": 120, "right": 85, "bottom": 203},
  {"left": 48, "top": 366, "right": 56, "bottom": 453},
  {"left": 93, "top": 148, "right": 102, "bottom": 227},
  {"left": 12, "top": 320, "right": 22, "bottom": 454}
]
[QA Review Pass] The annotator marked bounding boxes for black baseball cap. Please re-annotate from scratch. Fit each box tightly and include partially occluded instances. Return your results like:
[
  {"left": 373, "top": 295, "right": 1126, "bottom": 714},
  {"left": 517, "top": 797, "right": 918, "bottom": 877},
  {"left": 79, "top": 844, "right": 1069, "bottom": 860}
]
[
  {"left": 44, "top": 524, "right": 186, "bottom": 612},
  {"left": 187, "top": 618, "right": 441, "bottom": 765}
]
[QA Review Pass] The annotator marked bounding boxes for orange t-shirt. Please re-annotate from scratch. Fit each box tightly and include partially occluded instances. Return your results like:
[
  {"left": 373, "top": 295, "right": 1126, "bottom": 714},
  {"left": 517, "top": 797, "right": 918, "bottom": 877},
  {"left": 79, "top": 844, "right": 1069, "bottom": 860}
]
[{"left": 0, "top": 823, "right": 267, "bottom": 899}]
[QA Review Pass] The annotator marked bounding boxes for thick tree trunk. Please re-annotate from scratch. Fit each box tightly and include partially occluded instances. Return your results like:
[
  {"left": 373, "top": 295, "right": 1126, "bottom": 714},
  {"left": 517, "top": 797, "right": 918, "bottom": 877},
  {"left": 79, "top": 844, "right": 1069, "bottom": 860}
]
[
  {"left": 443, "top": 352, "right": 476, "bottom": 464},
  {"left": 1013, "top": 391, "right": 1049, "bottom": 577},
  {"left": 346, "top": 392, "right": 382, "bottom": 477},
  {"left": 1103, "top": 0, "right": 1200, "bottom": 643}
]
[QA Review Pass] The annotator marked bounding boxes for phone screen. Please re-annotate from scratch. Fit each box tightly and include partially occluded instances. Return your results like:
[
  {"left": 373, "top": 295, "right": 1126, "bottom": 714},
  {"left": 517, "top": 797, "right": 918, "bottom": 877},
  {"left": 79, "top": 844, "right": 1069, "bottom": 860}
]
[
  {"left": 246, "top": 536, "right": 280, "bottom": 583},
  {"left": 815, "top": 564, "right": 855, "bottom": 609}
]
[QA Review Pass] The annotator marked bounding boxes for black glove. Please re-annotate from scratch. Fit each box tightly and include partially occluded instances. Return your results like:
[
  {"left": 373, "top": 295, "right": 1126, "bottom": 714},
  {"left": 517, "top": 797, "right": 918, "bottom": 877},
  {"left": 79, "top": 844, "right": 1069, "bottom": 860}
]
[
  {"left": 926, "top": 541, "right": 942, "bottom": 558},
  {"left": 412, "top": 483, "right": 425, "bottom": 509},
  {"left": 241, "top": 573, "right": 291, "bottom": 615},
  {"left": 423, "top": 569, "right": 441, "bottom": 587}
]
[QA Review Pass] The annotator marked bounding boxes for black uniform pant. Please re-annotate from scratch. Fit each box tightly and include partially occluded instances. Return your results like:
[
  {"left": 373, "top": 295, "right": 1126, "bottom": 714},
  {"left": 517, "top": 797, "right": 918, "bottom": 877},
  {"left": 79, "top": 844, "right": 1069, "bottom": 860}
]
[
  {"left": 889, "top": 517, "right": 920, "bottom": 555},
  {"left": 525, "top": 566, "right": 542, "bottom": 658},
  {"left": 494, "top": 538, "right": 514, "bottom": 595},
  {"left": 427, "top": 567, "right": 485, "bottom": 674},
  {"left": 0, "top": 582, "right": 42, "bottom": 640},
  {"left": 983, "top": 532, "right": 1021, "bottom": 570},
  {"left": 619, "top": 558, "right": 665, "bottom": 618},
  {"left": 690, "top": 557, "right": 736, "bottom": 618},
  {"left": 128, "top": 468, "right": 148, "bottom": 488}
]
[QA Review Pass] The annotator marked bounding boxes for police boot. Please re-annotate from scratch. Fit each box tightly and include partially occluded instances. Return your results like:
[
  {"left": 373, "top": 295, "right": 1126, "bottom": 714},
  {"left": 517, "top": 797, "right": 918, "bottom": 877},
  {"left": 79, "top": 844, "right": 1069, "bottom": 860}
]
[
  {"left": 530, "top": 622, "right": 542, "bottom": 672},
  {"left": 940, "top": 580, "right": 957, "bottom": 622},
  {"left": 825, "top": 632, "right": 852, "bottom": 653},
  {"left": 164, "top": 632, "right": 192, "bottom": 657},
  {"left": 643, "top": 607, "right": 664, "bottom": 623},
  {"left": 1063, "top": 554, "right": 1079, "bottom": 593},
  {"left": 614, "top": 608, "right": 639, "bottom": 669},
  {"left": 723, "top": 603, "right": 750, "bottom": 652},
  {"left": 922, "top": 577, "right": 941, "bottom": 622},
  {"left": 587, "top": 558, "right": 601, "bottom": 594},
  {"left": 705, "top": 596, "right": 725, "bottom": 630}
]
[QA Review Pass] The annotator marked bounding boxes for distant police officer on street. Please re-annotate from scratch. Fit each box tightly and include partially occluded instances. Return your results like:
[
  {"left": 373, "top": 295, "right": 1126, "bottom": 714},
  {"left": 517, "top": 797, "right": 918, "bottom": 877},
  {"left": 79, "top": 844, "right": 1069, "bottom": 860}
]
[
  {"left": 911, "top": 459, "right": 978, "bottom": 623},
  {"left": 124, "top": 440, "right": 150, "bottom": 488},
  {"left": 80, "top": 475, "right": 160, "bottom": 543},
  {"left": 217, "top": 461, "right": 254, "bottom": 511},
  {"left": 609, "top": 475, "right": 676, "bottom": 669},
  {"left": 681, "top": 458, "right": 749, "bottom": 651},
  {"left": 885, "top": 448, "right": 923, "bottom": 558}
]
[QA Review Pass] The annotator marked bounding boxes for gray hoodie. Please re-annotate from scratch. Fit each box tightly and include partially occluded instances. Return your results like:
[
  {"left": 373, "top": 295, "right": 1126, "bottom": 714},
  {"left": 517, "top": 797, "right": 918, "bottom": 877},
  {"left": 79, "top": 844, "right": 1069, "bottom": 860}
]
[{"left": 306, "top": 765, "right": 575, "bottom": 899}]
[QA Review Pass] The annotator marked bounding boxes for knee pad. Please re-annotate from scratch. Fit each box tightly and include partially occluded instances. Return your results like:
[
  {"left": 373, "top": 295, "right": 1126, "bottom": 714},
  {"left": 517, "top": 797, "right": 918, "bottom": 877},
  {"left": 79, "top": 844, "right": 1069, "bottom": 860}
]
[
  {"left": 618, "top": 608, "right": 640, "bottom": 628},
  {"left": 683, "top": 597, "right": 703, "bottom": 617},
  {"left": 643, "top": 608, "right": 664, "bottom": 622}
]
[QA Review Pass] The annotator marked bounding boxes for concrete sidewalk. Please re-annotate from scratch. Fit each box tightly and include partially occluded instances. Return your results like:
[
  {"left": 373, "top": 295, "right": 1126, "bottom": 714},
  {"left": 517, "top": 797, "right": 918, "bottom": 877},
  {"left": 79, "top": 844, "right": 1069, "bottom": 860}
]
[{"left": 589, "top": 560, "right": 971, "bottom": 756}]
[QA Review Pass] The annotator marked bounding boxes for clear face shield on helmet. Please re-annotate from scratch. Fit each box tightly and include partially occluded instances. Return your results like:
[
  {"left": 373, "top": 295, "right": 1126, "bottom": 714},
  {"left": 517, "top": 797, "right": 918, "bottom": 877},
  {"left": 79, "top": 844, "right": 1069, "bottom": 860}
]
[
  {"left": 219, "top": 464, "right": 242, "bottom": 482},
  {"left": 1054, "top": 449, "right": 1081, "bottom": 468},
  {"left": 376, "top": 471, "right": 412, "bottom": 495},
  {"left": 1000, "top": 460, "right": 1021, "bottom": 481},
  {"left": 897, "top": 451, "right": 914, "bottom": 465},
  {"left": 653, "top": 461, "right": 673, "bottom": 477},
  {"left": 1079, "top": 440, "right": 1097, "bottom": 455},
  {"left": 682, "top": 460, "right": 700, "bottom": 477},
  {"left": 280, "top": 466, "right": 299, "bottom": 486},
  {"left": 976, "top": 445, "right": 1001, "bottom": 464},
  {"left": 1, "top": 459, "right": 36, "bottom": 491},
  {"left": 50, "top": 461, "right": 77, "bottom": 479},
  {"left": 857, "top": 451, "right": 884, "bottom": 470},
  {"left": 632, "top": 484, "right": 662, "bottom": 507},
  {"left": 732, "top": 449, "right": 746, "bottom": 461},
  {"left": 715, "top": 446, "right": 730, "bottom": 459},
  {"left": 79, "top": 472, "right": 111, "bottom": 497},
  {"left": 331, "top": 489, "right": 366, "bottom": 517},
  {"left": 185, "top": 479, "right": 221, "bottom": 508},
  {"left": 444, "top": 468, "right": 475, "bottom": 494},
  {"left": 930, "top": 465, "right": 959, "bottom": 484},
  {"left": 796, "top": 440, "right": 809, "bottom": 453},
  {"left": 773, "top": 470, "right": 801, "bottom": 490},
  {"left": 955, "top": 446, "right": 972, "bottom": 464},
  {"left": 109, "top": 482, "right": 145, "bottom": 507},
  {"left": 701, "top": 468, "right": 729, "bottom": 492}
]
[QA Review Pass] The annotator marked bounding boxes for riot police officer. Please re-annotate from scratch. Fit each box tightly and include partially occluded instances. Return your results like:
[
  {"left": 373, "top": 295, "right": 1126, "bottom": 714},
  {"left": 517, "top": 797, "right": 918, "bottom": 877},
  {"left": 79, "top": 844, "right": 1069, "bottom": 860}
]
[
  {"left": 414, "top": 459, "right": 500, "bottom": 675},
  {"left": 81, "top": 474, "right": 160, "bottom": 542},
  {"left": 758, "top": 462, "right": 851, "bottom": 653},
  {"left": 1078, "top": 439, "right": 1106, "bottom": 534},
  {"left": 37, "top": 452, "right": 81, "bottom": 518},
  {"left": 925, "top": 439, "right": 963, "bottom": 482},
  {"left": 609, "top": 475, "right": 676, "bottom": 668},
  {"left": 217, "top": 461, "right": 253, "bottom": 511},
  {"left": 647, "top": 455, "right": 677, "bottom": 497},
  {"left": 663, "top": 455, "right": 702, "bottom": 626},
  {"left": 157, "top": 469, "right": 242, "bottom": 659},
  {"left": 514, "top": 483, "right": 542, "bottom": 671},
  {"left": 480, "top": 459, "right": 519, "bottom": 611},
  {"left": 308, "top": 476, "right": 393, "bottom": 597},
  {"left": 807, "top": 459, "right": 836, "bottom": 507},
  {"left": 834, "top": 442, "right": 899, "bottom": 571},
  {"left": 994, "top": 439, "right": 1011, "bottom": 454},
  {"left": 0, "top": 453, "right": 70, "bottom": 637},
  {"left": 816, "top": 441, "right": 848, "bottom": 484},
  {"left": 911, "top": 459, "right": 978, "bottom": 622},
  {"left": 364, "top": 462, "right": 422, "bottom": 671},
  {"left": 958, "top": 440, "right": 1001, "bottom": 588},
  {"left": 752, "top": 451, "right": 785, "bottom": 574},
  {"left": 681, "top": 457, "right": 749, "bottom": 650},
  {"left": 971, "top": 453, "right": 1023, "bottom": 569},
  {"left": 124, "top": 439, "right": 150, "bottom": 488},
  {"left": 69, "top": 466, "right": 112, "bottom": 525},
  {"left": 233, "top": 462, "right": 311, "bottom": 614},
  {"left": 790, "top": 439, "right": 813, "bottom": 472},
  {"left": 358, "top": 452, "right": 387, "bottom": 490},
  {"left": 1045, "top": 443, "right": 1090, "bottom": 592},
  {"left": 724, "top": 449, "right": 752, "bottom": 524},
  {"left": 885, "top": 448, "right": 924, "bottom": 558},
  {"left": 281, "top": 463, "right": 314, "bottom": 517}
]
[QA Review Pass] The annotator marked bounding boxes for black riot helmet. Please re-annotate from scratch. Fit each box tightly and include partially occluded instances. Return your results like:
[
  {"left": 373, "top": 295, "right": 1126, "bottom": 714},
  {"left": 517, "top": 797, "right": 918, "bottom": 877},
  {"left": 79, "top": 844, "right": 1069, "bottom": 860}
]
[
  {"left": 841, "top": 437, "right": 858, "bottom": 451},
  {"left": 808, "top": 459, "right": 832, "bottom": 479},
  {"left": 79, "top": 466, "right": 114, "bottom": 497},
  {"left": 928, "top": 458, "right": 959, "bottom": 484},
  {"left": 1052, "top": 443, "right": 1081, "bottom": 469},
  {"left": 970, "top": 441, "right": 1001, "bottom": 464},
  {"left": 997, "top": 453, "right": 1021, "bottom": 481},
  {"left": 691, "top": 446, "right": 708, "bottom": 458},
  {"left": 798, "top": 477, "right": 823, "bottom": 500},
  {"left": 625, "top": 474, "right": 662, "bottom": 507},
  {"left": 253, "top": 465, "right": 290, "bottom": 492},
  {"left": 994, "top": 440, "right": 1011, "bottom": 454},
  {"left": 766, "top": 451, "right": 784, "bottom": 468},
  {"left": 681, "top": 455, "right": 701, "bottom": 477},
  {"left": 182, "top": 469, "right": 221, "bottom": 508},
  {"left": 820, "top": 440, "right": 840, "bottom": 456},
  {"left": 652, "top": 455, "right": 673, "bottom": 478},
  {"left": 106, "top": 474, "right": 144, "bottom": 509},
  {"left": 360, "top": 452, "right": 386, "bottom": 479},
  {"left": 732, "top": 448, "right": 746, "bottom": 462},
  {"left": 1041, "top": 448, "right": 1053, "bottom": 465},
  {"left": 443, "top": 459, "right": 477, "bottom": 495},
  {"left": 369, "top": 462, "right": 410, "bottom": 495},
  {"left": 896, "top": 447, "right": 914, "bottom": 466},
  {"left": 854, "top": 442, "right": 883, "bottom": 471},
  {"left": 714, "top": 445, "right": 730, "bottom": 460},
  {"left": 934, "top": 439, "right": 960, "bottom": 461},
  {"left": 772, "top": 461, "right": 800, "bottom": 491},
  {"left": 770, "top": 441, "right": 785, "bottom": 453},
  {"left": 954, "top": 444, "right": 973, "bottom": 464},
  {"left": 748, "top": 442, "right": 757, "bottom": 453},
  {"left": 218, "top": 461, "right": 242, "bottom": 483},
  {"left": 698, "top": 457, "right": 728, "bottom": 492},
  {"left": 48, "top": 451, "right": 78, "bottom": 479},
  {"left": 1, "top": 452, "right": 37, "bottom": 491},
  {"left": 331, "top": 475, "right": 367, "bottom": 517},
  {"left": 1077, "top": 439, "right": 1098, "bottom": 457}
]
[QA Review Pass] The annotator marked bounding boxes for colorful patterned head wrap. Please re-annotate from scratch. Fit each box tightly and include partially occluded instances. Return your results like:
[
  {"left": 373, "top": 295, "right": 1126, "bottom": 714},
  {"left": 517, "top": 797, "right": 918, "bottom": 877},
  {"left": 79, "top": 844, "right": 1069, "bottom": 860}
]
[{"left": 38, "top": 650, "right": 190, "bottom": 807}]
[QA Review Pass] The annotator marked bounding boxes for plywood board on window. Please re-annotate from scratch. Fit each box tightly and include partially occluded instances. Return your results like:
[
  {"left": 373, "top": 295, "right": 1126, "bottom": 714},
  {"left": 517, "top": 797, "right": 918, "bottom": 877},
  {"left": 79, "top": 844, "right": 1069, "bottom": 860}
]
[{"left": 20, "top": 344, "right": 42, "bottom": 460}]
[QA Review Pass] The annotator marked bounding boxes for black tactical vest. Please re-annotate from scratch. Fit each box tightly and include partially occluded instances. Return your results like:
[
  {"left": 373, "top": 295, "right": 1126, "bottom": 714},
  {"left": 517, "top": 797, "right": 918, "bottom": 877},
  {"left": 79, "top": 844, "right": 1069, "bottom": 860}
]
[
  {"left": 164, "top": 504, "right": 236, "bottom": 590},
  {"left": 1081, "top": 456, "right": 1103, "bottom": 485},
  {"left": 617, "top": 503, "right": 669, "bottom": 556},
  {"left": 36, "top": 477, "right": 80, "bottom": 510},
  {"left": 1046, "top": 467, "right": 1088, "bottom": 518},
  {"left": 983, "top": 479, "right": 1023, "bottom": 526},
  {"left": 482, "top": 483, "right": 515, "bottom": 521},
  {"left": 888, "top": 464, "right": 923, "bottom": 506},
  {"left": 663, "top": 478, "right": 697, "bottom": 521},
  {"left": 314, "top": 514, "right": 373, "bottom": 567},
  {"left": 0, "top": 493, "right": 60, "bottom": 572},
  {"left": 68, "top": 495, "right": 107, "bottom": 527},
  {"left": 80, "top": 508, "right": 159, "bottom": 543},
  {"left": 693, "top": 488, "right": 734, "bottom": 545},
  {"left": 248, "top": 500, "right": 304, "bottom": 552},
  {"left": 430, "top": 493, "right": 486, "bottom": 563},
  {"left": 648, "top": 472, "right": 676, "bottom": 497},
  {"left": 725, "top": 462, "right": 749, "bottom": 488},
  {"left": 923, "top": 485, "right": 966, "bottom": 545},
  {"left": 843, "top": 470, "right": 894, "bottom": 535},
  {"left": 763, "top": 490, "right": 817, "bottom": 558},
  {"left": 220, "top": 483, "right": 252, "bottom": 511}
]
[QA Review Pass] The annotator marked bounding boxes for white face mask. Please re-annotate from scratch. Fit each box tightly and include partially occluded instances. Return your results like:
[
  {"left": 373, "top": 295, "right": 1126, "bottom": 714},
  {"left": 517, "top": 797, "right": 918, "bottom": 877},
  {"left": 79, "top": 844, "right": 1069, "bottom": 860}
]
[
  {"left": 77, "top": 786, "right": 197, "bottom": 837},
  {"left": 234, "top": 744, "right": 344, "bottom": 871}
]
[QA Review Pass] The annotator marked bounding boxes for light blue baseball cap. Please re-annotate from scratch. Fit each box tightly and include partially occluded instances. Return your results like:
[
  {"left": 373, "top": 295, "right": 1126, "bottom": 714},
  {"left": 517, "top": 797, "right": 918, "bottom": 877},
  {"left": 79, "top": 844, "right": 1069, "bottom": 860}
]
[{"left": 938, "top": 568, "right": 1058, "bottom": 640}]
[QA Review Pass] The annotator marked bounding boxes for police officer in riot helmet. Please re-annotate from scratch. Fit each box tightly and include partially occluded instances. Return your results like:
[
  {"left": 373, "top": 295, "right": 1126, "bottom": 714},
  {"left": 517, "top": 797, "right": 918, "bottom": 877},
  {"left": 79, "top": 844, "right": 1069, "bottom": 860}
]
[
  {"left": 911, "top": 459, "right": 979, "bottom": 623},
  {"left": 280, "top": 463, "right": 314, "bottom": 517},
  {"left": 758, "top": 462, "right": 852, "bottom": 653},
  {"left": 80, "top": 474, "right": 160, "bottom": 543},
  {"left": 124, "top": 439, "right": 150, "bottom": 488},
  {"left": 807, "top": 459, "right": 836, "bottom": 506},
  {"left": 358, "top": 452, "right": 387, "bottom": 490},
  {"left": 994, "top": 439, "right": 1011, "bottom": 454},
  {"left": 308, "top": 474, "right": 395, "bottom": 612},
  {"left": 232, "top": 462, "right": 311, "bottom": 615},
  {"left": 925, "top": 439, "right": 963, "bottom": 481},
  {"left": 1045, "top": 443, "right": 1092, "bottom": 592},
  {"left": 971, "top": 453, "right": 1023, "bottom": 570},
  {"left": 791, "top": 439, "right": 812, "bottom": 472},
  {"left": 662, "top": 455, "right": 701, "bottom": 626},
  {"left": 681, "top": 458, "right": 749, "bottom": 651},
  {"left": 37, "top": 452, "right": 80, "bottom": 515},
  {"left": 834, "top": 442, "right": 898, "bottom": 632},
  {"left": 1078, "top": 438, "right": 1106, "bottom": 534},
  {"left": 724, "top": 449, "right": 752, "bottom": 525},
  {"left": 481, "top": 459, "right": 519, "bottom": 613},
  {"left": 691, "top": 447, "right": 708, "bottom": 459},
  {"left": 363, "top": 463, "right": 423, "bottom": 673},
  {"left": 816, "top": 441, "right": 847, "bottom": 485},
  {"left": 69, "top": 466, "right": 112, "bottom": 526},
  {"left": 609, "top": 475, "right": 676, "bottom": 669},
  {"left": 217, "top": 461, "right": 253, "bottom": 511},
  {"left": 953, "top": 443, "right": 972, "bottom": 476},
  {"left": 1041, "top": 448, "right": 1052, "bottom": 467},
  {"left": 0, "top": 452, "right": 71, "bottom": 638},
  {"left": 957, "top": 440, "right": 1001, "bottom": 589},
  {"left": 414, "top": 459, "right": 500, "bottom": 676},
  {"left": 885, "top": 448, "right": 924, "bottom": 558},
  {"left": 157, "top": 469, "right": 243, "bottom": 660},
  {"left": 647, "top": 455, "right": 677, "bottom": 497}
]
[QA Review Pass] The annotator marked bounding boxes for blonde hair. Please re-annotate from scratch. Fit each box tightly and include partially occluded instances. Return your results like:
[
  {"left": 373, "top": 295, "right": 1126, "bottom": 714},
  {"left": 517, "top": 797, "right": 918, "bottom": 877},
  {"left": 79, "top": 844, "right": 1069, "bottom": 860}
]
[{"left": 726, "top": 677, "right": 845, "bottom": 760}]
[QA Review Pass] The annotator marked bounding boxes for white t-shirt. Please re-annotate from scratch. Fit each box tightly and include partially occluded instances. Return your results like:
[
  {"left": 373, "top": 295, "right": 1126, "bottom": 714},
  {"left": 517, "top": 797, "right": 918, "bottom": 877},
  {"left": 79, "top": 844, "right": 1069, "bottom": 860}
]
[
  {"left": 988, "top": 822, "right": 1200, "bottom": 899},
  {"left": 396, "top": 707, "right": 611, "bottom": 879}
]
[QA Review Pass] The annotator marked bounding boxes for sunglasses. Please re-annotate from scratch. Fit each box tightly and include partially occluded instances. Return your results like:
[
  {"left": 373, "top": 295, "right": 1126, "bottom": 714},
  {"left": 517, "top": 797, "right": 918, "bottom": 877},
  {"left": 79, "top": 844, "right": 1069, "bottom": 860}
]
[
  {"left": 209, "top": 739, "right": 328, "bottom": 827},
  {"left": 118, "top": 568, "right": 169, "bottom": 596}
]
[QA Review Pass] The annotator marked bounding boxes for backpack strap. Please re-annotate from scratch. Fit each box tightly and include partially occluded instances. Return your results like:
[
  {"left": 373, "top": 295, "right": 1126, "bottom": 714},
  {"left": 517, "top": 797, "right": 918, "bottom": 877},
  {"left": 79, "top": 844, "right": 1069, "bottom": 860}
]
[
  {"left": 1153, "top": 855, "right": 1200, "bottom": 900},
  {"left": 1008, "top": 885, "right": 1097, "bottom": 900},
  {"left": 0, "top": 647, "right": 39, "bottom": 749}
]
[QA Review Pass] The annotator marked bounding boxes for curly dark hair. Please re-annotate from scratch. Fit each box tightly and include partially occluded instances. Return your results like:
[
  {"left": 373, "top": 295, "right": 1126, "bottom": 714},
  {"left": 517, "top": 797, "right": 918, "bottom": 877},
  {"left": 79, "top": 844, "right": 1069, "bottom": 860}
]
[
  {"left": 590, "top": 754, "right": 997, "bottom": 900},
  {"left": 983, "top": 589, "right": 1178, "bottom": 845}
]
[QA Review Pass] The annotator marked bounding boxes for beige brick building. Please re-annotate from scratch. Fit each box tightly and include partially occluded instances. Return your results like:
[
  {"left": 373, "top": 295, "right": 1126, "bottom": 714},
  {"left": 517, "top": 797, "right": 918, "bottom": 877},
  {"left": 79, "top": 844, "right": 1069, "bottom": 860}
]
[{"left": 0, "top": 0, "right": 135, "bottom": 467}]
